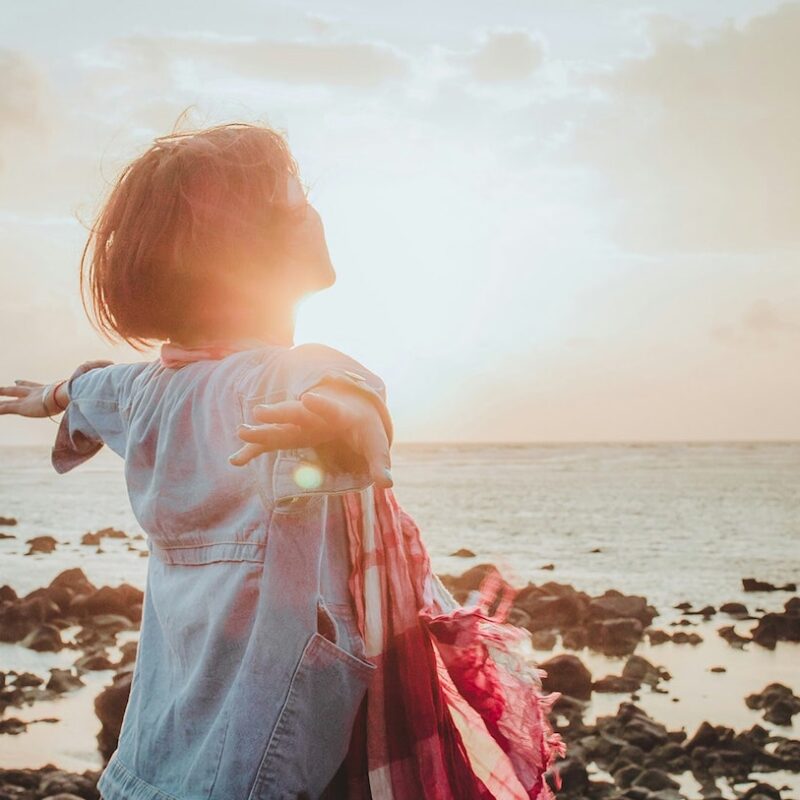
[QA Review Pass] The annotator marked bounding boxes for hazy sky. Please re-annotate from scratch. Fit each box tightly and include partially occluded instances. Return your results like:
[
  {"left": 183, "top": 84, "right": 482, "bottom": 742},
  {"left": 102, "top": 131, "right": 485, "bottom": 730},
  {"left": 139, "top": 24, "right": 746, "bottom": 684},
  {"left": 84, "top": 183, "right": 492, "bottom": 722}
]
[{"left": 1, "top": 0, "right": 798, "bottom": 444}]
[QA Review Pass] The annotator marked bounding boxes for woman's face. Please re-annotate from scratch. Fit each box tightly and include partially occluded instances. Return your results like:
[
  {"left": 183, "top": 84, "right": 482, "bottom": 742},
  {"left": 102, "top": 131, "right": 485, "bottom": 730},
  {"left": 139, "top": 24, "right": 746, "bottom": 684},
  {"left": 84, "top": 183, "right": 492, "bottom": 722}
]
[{"left": 279, "top": 174, "right": 336, "bottom": 296}]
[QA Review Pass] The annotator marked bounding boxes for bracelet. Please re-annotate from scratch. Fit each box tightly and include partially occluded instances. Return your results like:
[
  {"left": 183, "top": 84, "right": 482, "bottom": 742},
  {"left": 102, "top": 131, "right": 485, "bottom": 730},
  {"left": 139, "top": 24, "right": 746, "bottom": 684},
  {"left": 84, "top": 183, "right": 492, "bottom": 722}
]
[
  {"left": 42, "top": 379, "right": 68, "bottom": 423},
  {"left": 52, "top": 379, "right": 68, "bottom": 411}
]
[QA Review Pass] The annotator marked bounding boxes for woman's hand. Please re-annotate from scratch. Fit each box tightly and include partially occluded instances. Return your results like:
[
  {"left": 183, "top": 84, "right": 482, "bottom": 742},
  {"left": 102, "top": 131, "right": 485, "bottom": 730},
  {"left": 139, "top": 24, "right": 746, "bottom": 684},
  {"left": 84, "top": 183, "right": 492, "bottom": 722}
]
[
  {"left": 0, "top": 360, "right": 114, "bottom": 418},
  {"left": 230, "top": 384, "right": 394, "bottom": 488},
  {"left": 0, "top": 380, "right": 49, "bottom": 417}
]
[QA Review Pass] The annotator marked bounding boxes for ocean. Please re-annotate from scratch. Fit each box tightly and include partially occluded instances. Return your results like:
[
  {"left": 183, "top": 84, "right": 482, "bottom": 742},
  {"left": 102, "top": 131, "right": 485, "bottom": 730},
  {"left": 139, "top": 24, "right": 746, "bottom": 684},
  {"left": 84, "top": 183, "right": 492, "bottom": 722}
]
[
  {"left": 1, "top": 441, "right": 798, "bottom": 780},
  {"left": 1, "top": 441, "right": 798, "bottom": 612}
]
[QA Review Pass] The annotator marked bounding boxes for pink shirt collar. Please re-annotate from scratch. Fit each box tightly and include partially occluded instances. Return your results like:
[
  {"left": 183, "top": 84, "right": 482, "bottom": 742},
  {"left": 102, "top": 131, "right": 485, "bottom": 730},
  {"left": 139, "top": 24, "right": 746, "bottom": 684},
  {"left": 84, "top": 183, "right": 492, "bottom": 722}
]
[{"left": 159, "top": 337, "right": 282, "bottom": 369}]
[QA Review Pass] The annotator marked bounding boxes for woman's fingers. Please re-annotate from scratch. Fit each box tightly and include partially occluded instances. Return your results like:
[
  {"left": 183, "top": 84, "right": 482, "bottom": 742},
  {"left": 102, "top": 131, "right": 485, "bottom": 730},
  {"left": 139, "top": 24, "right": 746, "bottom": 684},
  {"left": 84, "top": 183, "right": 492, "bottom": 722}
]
[
  {"left": 252, "top": 400, "right": 327, "bottom": 429},
  {"left": 0, "top": 399, "right": 21, "bottom": 414},
  {"left": 0, "top": 386, "right": 29, "bottom": 398},
  {"left": 236, "top": 422, "right": 305, "bottom": 447},
  {"left": 356, "top": 416, "right": 393, "bottom": 488},
  {"left": 228, "top": 442, "right": 268, "bottom": 467},
  {"left": 299, "top": 391, "right": 356, "bottom": 430}
]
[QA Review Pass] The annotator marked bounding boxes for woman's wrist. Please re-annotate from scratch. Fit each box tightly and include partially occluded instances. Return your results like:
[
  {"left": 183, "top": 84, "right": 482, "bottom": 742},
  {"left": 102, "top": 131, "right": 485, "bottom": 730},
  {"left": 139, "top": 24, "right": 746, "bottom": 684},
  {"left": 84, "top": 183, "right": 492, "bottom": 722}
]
[{"left": 42, "top": 379, "right": 69, "bottom": 419}]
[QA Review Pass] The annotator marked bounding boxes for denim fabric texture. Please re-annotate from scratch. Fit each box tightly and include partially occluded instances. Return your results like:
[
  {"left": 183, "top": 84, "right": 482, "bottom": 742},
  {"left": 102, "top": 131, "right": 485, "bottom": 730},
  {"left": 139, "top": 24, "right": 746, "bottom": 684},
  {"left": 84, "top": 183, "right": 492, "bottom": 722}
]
[{"left": 51, "top": 343, "right": 385, "bottom": 800}]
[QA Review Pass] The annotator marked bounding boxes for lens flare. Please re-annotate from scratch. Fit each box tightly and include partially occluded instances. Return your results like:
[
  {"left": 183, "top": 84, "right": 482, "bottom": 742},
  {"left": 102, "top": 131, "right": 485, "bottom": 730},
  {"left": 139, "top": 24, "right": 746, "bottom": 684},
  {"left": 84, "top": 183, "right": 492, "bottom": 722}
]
[{"left": 293, "top": 462, "right": 324, "bottom": 490}]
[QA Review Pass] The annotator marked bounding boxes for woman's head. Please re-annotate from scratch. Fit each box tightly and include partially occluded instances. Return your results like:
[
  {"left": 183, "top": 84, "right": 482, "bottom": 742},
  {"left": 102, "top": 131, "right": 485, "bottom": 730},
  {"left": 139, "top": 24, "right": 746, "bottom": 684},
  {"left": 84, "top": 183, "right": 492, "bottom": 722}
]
[{"left": 81, "top": 122, "right": 335, "bottom": 350}]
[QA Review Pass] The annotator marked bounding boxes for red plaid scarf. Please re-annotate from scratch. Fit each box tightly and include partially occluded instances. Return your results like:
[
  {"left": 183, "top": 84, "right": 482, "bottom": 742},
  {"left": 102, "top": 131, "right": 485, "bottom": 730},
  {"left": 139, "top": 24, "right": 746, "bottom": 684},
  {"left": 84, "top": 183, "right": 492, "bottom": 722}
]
[{"left": 339, "top": 485, "right": 566, "bottom": 799}]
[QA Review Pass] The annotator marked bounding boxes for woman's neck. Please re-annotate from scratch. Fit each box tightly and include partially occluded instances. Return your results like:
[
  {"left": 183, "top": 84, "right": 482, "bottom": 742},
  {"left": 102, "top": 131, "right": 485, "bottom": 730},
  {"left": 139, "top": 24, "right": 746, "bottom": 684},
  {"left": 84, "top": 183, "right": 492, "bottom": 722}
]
[{"left": 176, "top": 302, "right": 297, "bottom": 348}]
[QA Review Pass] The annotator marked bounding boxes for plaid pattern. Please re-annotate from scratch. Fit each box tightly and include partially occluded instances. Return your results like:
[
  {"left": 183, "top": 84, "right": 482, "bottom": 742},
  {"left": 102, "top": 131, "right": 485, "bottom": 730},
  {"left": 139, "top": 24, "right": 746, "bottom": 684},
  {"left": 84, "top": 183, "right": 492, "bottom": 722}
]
[{"left": 340, "top": 485, "right": 566, "bottom": 799}]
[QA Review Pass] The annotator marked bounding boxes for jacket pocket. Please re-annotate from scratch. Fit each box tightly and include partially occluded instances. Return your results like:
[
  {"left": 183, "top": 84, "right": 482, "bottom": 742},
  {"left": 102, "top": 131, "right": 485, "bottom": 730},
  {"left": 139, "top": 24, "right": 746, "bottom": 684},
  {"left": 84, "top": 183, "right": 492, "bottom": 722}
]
[{"left": 249, "top": 603, "right": 377, "bottom": 800}]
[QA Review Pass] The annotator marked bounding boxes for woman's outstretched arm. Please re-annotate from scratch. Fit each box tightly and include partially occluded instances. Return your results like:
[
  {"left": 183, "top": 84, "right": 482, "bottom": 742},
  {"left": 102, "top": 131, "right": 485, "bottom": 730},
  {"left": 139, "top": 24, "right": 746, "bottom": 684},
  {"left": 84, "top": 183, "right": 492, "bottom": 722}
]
[{"left": 0, "top": 359, "right": 113, "bottom": 418}]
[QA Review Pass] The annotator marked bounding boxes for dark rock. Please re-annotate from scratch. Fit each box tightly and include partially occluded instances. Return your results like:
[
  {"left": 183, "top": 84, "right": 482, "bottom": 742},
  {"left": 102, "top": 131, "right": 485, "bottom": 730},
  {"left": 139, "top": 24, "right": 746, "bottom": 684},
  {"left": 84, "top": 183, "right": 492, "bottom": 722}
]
[
  {"left": 12, "top": 671, "right": 44, "bottom": 688},
  {"left": 74, "top": 652, "right": 115, "bottom": 672},
  {"left": 118, "top": 641, "right": 138, "bottom": 666},
  {"left": 670, "top": 630, "right": 703, "bottom": 645},
  {"left": 90, "top": 614, "right": 136, "bottom": 633},
  {"left": 43, "top": 795, "right": 87, "bottom": 800},
  {"left": 610, "top": 744, "right": 646, "bottom": 770},
  {"left": 21, "top": 623, "right": 63, "bottom": 652},
  {"left": 39, "top": 765, "right": 100, "bottom": 798},
  {"left": 774, "top": 738, "right": 800, "bottom": 768},
  {"left": 553, "top": 757, "right": 588, "bottom": 794},
  {"left": 646, "top": 791, "right": 684, "bottom": 800},
  {"left": 0, "top": 584, "right": 17, "bottom": 602},
  {"left": 25, "top": 535, "right": 58, "bottom": 555},
  {"left": 720, "top": 601, "right": 749, "bottom": 618},
  {"left": 507, "top": 607, "right": 531, "bottom": 629},
  {"left": 95, "top": 670, "right": 133, "bottom": 761},
  {"left": 587, "top": 591, "right": 658, "bottom": 627},
  {"left": 587, "top": 617, "right": 644, "bottom": 656},
  {"left": 743, "top": 577, "right": 796, "bottom": 592},
  {"left": 709, "top": 666, "right": 726, "bottom": 673},
  {"left": 540, "top": 563, "right": 555, "bottom": 571},
  {"left": 0, "top": 516, "right": 17, "bottom": 526},
  {"left": 540, "top": 654, "right": 593, "bottom": 700},
  {"left": 551, "top": 693, "right": 587, "bottom": 724},
  {"left": 561, "top": 626, "right": 588, "bottom": 650},
  {"left": 612, "top": 764, "right": 644, "bottom": 789},
  {"left": 648, "top": 741, "right": 690, "bottom": 772},
  {"left": 631, "top": 768, "right": 680, "bottom": 791},
  {"left": 81, "top": 526, "right": 128, "bottom": 546},
  {"left": 718, "top": 625, "right": 750, "bottom": 648},
  {"left": 741, "top": 783, "right": 782, "bottom": 800},
  {"left": 46, "top": 668, "right": 85, "bottom": 693},
  {"left": 50, "top": 568, "right": 97, "bottom": 596},
  {"left": 0, "top": 716, "right": 28, "bottom": 734},
  {"left": 646, "top": 629, "right": 671, "bottom": 645},
  {"left": 745, "top": 683, "right": 800, "bottom": 725},
  {"left": 515, "top": 593, "right": 585, "bottom": 632},
  {"left": 84, "top": 584, "right": 143, "bottom": 620},
  {"left": 751, "top": 608, "right": 800, "bottom": 648},
  {"left": 530, "top": 630, "right": 557, "bottom": 650},
  {"left": 593, "top": 675, "right": 641, "bottom": 693},
  {"left": 438, "top": 563, "right": 500, "bottom": 603},
  {"left": 617, "top": 706, "right": 669, "bottom": 751},
  {"left": 449, "top": 548, "right": 475, "bottom": 558},
  {"left": 684, "top": 605, "right": 716, "bottom": 617},
  {"left": 623, "top": 655, "right": 671, "bottom": 687}
]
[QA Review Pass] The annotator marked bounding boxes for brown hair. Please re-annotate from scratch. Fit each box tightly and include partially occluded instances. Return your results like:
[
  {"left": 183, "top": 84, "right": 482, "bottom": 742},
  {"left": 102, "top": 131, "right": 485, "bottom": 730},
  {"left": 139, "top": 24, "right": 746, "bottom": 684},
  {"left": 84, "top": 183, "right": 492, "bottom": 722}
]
[{"left": 80, "top": 122, "right": 305, "bottom": 351}]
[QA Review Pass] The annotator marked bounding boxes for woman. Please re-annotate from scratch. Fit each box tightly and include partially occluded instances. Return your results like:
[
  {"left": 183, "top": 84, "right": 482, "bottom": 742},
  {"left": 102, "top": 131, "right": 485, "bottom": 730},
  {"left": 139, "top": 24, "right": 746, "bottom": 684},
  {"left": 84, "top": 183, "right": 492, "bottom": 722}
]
[{"left": 1, "top": 122, "right": 564, "bottom": 799}]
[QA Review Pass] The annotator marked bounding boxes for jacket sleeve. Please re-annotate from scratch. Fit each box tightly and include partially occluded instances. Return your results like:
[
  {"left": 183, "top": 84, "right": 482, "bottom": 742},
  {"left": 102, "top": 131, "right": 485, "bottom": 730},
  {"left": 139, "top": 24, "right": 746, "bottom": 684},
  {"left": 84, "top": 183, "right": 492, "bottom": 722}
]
[{"left": 51, "top": 362, "right": 141, "bottom": 474}]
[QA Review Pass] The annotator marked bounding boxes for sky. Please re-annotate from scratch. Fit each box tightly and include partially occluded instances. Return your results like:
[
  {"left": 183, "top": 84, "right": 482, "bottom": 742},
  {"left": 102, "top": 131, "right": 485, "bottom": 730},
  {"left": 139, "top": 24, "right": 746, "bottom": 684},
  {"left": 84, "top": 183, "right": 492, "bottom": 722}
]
[{"left": 1, "top": 0, "right": 798, "bottom": 444}]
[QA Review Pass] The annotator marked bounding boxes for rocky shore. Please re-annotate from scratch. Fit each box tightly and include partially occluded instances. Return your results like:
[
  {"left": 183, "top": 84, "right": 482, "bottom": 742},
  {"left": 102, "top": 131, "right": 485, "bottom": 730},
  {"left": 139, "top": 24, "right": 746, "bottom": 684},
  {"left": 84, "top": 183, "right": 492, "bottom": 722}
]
[{"left": 1, "top": 547, "right": 798, "bottom": 799}]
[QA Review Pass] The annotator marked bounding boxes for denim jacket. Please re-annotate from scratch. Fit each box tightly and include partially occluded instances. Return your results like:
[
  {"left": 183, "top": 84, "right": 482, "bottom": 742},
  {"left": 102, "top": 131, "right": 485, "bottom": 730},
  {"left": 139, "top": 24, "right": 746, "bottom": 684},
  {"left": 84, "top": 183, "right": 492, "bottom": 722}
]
[{"left": 52, "top": 343, "right": 387, "bottom": 800}]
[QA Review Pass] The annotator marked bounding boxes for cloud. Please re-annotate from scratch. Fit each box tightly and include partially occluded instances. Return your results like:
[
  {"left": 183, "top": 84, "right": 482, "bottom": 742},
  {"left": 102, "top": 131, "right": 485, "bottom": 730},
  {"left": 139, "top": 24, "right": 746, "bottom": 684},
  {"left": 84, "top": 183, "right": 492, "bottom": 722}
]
[
  {"left": 574, "top": 4, "right": 800, "bottom": 253},
  {"left": 713, "top": 299, "right": 800, "bottom": 347},
  {"left": 108, "top": 34, "right": 409, "bottom": 89},
  {"left": 452, "top": 30, "right": 543, "bottom": 83},
  {"left": 0, "top": 50, "right": 47, "bottom": 141}
]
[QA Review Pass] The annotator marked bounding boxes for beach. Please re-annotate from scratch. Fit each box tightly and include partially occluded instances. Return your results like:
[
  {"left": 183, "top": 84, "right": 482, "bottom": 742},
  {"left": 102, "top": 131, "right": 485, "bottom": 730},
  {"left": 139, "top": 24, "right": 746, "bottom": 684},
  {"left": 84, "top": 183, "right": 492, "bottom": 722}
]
[{"left": 1, "top": 442, "right": 798, "bottom": 798}]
